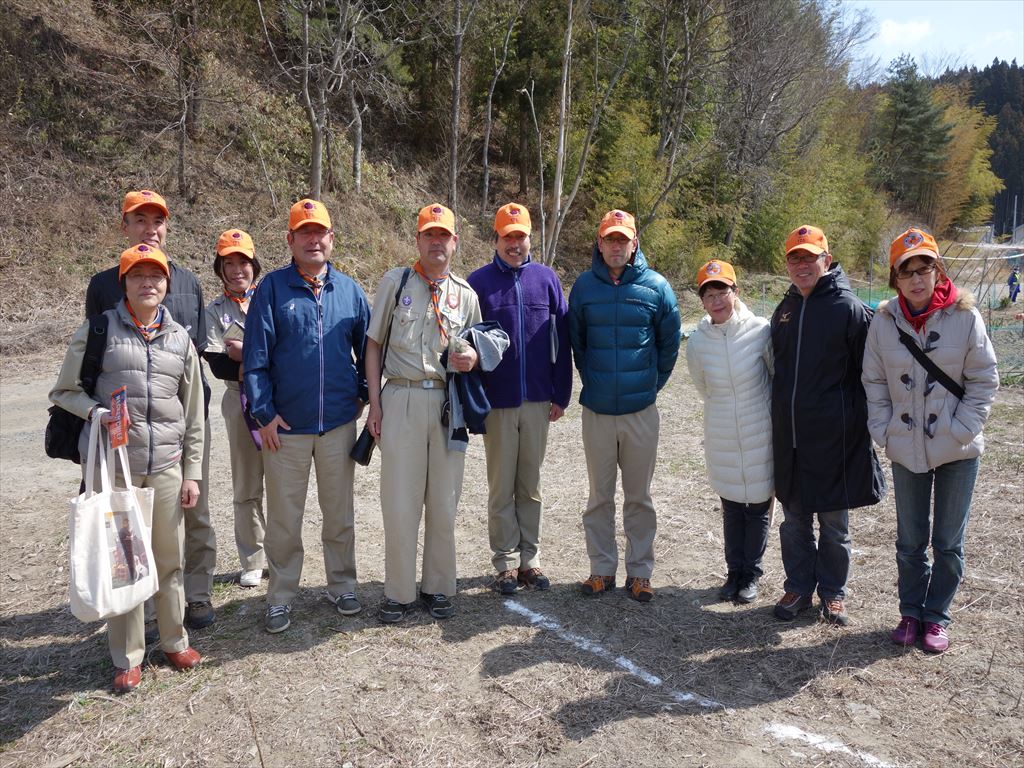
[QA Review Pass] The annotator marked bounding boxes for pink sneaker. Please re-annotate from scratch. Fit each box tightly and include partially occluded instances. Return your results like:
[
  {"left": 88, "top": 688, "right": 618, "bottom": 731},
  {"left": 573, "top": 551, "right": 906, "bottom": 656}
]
[
  {"left": 890, "top": 616, "right": 920, "bottom": 646},
  {"left": 921, "top": 622, "right": 949, "bottom": 653}
]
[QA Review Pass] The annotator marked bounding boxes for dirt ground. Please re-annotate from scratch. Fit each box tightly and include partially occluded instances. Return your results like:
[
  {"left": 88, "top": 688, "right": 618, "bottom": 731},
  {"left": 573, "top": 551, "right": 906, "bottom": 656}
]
[{"left": 1, "top": 347, "right": 1022, "bottom": 768}]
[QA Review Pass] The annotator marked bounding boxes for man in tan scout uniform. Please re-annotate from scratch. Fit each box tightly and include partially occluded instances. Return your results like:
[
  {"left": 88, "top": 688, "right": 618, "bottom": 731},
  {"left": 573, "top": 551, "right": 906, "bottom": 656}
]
[{"left": 365, "top": 203, "right": 482, "bottom": 624}]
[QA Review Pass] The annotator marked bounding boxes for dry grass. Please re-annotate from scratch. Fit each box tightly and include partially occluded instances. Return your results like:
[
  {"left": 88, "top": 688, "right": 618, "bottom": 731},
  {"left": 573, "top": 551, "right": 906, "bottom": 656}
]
[{"left": 2, "top": 350, "right": 1022, "bottom": 767}]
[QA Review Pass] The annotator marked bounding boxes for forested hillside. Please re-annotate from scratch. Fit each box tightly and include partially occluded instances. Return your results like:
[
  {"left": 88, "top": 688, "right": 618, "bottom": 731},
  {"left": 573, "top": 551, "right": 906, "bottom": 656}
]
[{"left": 1, "top": 0, "right": 1020, "bottom": 352}]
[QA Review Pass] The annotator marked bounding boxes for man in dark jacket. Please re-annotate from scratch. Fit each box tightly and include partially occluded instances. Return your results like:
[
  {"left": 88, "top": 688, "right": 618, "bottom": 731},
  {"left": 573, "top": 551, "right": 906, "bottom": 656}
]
[
  {"left": 770, "top": 225, "right": 884, "bottom": 626},
  {"left": 468, "top": 203, "right": 572, "bottom": 596},
  {"left": 85, "top": 189, "right": 217, "bottom": 633},
  {"left": 243, "top": 199, "right": 371, "bottom": 634},
  {"left": 568, "top": 209, "right": 681, "bottom": 603}
]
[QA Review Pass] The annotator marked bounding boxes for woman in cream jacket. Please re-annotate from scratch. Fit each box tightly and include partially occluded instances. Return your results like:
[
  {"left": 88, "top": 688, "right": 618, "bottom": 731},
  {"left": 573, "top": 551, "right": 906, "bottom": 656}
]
[
  {"left": 862, "top": 228, "right": 998, "bottom": 653},
  {"left": 686, "top": 260, "right": 773, "bottom": 603}
]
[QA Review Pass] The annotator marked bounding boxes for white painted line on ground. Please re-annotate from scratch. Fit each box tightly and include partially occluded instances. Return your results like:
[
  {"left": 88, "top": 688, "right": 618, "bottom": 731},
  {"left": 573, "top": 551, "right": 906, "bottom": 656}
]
[
  {"left": 504, "top": 600, "right": 894, "bottom": 768},
  {"left": 504, "top": 600, "right": 725, "bottom": 710},
  {"left": 764, "top": 724, "right": 893, "bottom": 768}
]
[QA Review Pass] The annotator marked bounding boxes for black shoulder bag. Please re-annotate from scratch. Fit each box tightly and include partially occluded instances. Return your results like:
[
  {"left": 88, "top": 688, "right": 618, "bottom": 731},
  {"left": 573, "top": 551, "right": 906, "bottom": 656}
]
[
  {"left": 45, "top": 315, "right": 110, "bottom": 462},
  {"left": 892, "top": 316, "right": 964, "bottom": 401},
  {"left": 350, "top": 268, "right": 413, "bottom": 465}
]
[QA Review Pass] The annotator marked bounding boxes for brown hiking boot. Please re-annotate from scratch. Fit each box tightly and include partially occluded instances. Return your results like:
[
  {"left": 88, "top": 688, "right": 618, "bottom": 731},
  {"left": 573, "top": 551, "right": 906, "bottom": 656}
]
[
  {"left": 517, "top": 567, "right": 550, "bottom": 590},
  {"left": 495, "top": 569, "right": 519, "bottom": 595},
  {"left": 578, "top": 574, "right": 615, "bottom": 596},
  {"left": 773, "top": 591, "right": 812, "bottom": 620},
  {"left": 821, "top": 597, "right": 850, "bottom": 626},
  {"left": 625, "top": 576, "right": 654, "bottom": 603}
]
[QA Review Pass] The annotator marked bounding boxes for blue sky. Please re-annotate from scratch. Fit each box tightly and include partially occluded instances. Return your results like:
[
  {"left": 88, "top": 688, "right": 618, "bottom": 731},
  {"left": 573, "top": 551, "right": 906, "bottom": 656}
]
[{"left": 843, "top": 0, "right": 1024, "bottom": 80}]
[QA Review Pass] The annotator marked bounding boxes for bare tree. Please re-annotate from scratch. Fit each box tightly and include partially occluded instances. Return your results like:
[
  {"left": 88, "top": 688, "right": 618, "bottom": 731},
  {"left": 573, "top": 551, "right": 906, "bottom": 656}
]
[{"left": 446, "top": 0, "right": 480, "bottom": 218}]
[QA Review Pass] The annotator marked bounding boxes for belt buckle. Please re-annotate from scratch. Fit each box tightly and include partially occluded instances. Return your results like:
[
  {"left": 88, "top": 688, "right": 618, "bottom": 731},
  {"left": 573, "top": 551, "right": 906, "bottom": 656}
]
[{"left": 423, "top": 379, "right": 438, "bottom": 389}]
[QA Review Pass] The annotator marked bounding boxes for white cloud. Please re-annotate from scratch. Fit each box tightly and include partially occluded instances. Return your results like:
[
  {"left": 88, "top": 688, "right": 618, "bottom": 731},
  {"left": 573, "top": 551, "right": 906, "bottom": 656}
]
[{"left": 878, "top": 19, "right": 933, "bottom": 46}]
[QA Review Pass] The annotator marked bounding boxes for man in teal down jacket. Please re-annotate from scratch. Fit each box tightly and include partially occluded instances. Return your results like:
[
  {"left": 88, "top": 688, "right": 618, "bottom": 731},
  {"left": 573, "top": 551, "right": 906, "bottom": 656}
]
[{"left": 568, "top": 209, "right": 681, "bottom": 603}]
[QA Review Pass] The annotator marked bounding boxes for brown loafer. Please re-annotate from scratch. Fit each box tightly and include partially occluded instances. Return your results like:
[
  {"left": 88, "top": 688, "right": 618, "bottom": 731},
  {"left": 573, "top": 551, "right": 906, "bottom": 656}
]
[
  {"left": 113, "top": 665, "right": 142, "bottom": 693},
  {"left": 165, "top": 647, "right": 202, "bottom": 670}
]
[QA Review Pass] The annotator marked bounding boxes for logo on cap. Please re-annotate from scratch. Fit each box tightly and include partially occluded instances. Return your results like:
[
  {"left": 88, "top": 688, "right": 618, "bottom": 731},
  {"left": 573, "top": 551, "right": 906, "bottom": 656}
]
[
  {"left": 904, "top": 231, "right": 923, "bottom": 248},
  {"left": 142, "top": 191, "right": 152, "bottom": 197},
  {"left": 232, "top": 231, "right": 241, "bottom": 239},
  {"left": 798, "top": 227, "right": 808, "bottom": 237},
  {"left": 304, "top": 202, "right": 314, "bottom": 209},
  {"left": 138, "top": 244, "right": 149, "bottom": 252},
  {"left": 509, "top": 207, "right": 521, "bottom": 217},
  {"left": 614, "top": 211, "right": 625, "bottom": 220},
  {"left": 706, "top": 262, "right": 722, "bottom": 275}
]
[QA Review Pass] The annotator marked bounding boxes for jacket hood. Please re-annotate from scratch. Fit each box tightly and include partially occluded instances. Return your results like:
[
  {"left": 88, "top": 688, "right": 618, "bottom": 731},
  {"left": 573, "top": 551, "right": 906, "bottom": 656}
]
[
  {"left": 589, "top": 242, "right": 648, "bottom": 285},
  {"left": 877, "top": 288, "right": 976, "bottom": 316}
]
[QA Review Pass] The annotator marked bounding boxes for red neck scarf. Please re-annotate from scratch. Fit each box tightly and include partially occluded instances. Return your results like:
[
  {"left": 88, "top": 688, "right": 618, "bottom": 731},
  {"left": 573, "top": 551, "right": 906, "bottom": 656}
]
[
  {"left": 414, "top": 261, "right": 450, "bottom": 343},
  {"left": 899, "top": 279, "right": 958, "bottom": 332},
  {"left": 127, "top": 302, "right": 163, "bottom": 341}
]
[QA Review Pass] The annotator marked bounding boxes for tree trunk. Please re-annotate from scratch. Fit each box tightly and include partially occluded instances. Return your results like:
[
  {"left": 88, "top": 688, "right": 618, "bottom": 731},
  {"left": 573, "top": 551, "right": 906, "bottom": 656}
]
[
  {"left": 350, "top": 82, "right": 363, "bottom": 195},
  {"left": 519, "top": 103, "right": 529, "bottom": 195},
  {"left": 448, "top": 0, "right": 462, "bottom": 214},
  {"left": 546, "top": 0, "right": 573, "bottom": 263}
]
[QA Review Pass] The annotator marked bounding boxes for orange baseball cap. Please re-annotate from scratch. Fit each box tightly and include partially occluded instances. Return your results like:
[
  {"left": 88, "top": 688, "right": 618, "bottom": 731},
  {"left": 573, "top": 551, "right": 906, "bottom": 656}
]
[
  {"left": 288, "top": 198, "right": 332, "bottom": 231},
  {"left": 696, "top": 259, "right": 737, "bottom": 289},
  {"left": 889, "top": 227, "right": 938, "bottom": 268},
  {"left": 216, "top": 229, "right": 255, "bottom": 259},
  {"left": 417, "top": 203, "right": 456, "bottom": 235},
  {"left": 494, "top": 203, "right": 531, "bottom": 236},
  {"left": 119, "top": 243, "right": 169, "bottom": 279},
  {"left": 785, "top": 225, "right": 829, "bottom": 256},
  {"left": 122, "top": 189, "right": 169, "bottom": 217},
  {"left": 598, "top": 209, "right": 636, "bottom": 239}
]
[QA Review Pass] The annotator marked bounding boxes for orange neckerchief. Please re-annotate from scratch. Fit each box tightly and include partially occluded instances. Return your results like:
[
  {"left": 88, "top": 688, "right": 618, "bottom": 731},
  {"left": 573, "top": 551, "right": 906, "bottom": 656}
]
[
  {"left": 224, "top": 285, "right": 255, "bottom": 306},
  {"left": 414, "top": 261, "right": 450, "bottom": 344},
  {"left": 296, "top": 264, "right": 326, "bottom": 297},
  {"left": 127, "top": 302, "right": 163, "bottom": 341}
]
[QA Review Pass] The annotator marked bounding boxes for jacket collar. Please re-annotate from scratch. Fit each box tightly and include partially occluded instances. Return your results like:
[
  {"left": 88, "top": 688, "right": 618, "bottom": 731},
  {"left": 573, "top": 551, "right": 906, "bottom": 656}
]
[
  {"left": 493, "top": 252, "right": 532, "bottom": 273},
  {"left": 589, "top": 243, "right": 647, "bottom": 285}
]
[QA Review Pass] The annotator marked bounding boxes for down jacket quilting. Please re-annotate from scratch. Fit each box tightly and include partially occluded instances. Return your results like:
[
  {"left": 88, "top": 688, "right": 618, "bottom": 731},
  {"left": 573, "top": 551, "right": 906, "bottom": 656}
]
[{"left": 686, "top": 299, "right": 774, "bottom": 503}]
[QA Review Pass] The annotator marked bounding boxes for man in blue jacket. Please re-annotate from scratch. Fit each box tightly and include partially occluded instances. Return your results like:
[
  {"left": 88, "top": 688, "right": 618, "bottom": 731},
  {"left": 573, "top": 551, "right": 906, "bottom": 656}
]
[
  {"left": 568, "top": 209, "right": 681, "bottom": 602},
  {"left": 243, "top": 199, "right": 371, "bottom": 634},
  {"left": 468, "top": 203, "right": 572, "bottom": 595}
]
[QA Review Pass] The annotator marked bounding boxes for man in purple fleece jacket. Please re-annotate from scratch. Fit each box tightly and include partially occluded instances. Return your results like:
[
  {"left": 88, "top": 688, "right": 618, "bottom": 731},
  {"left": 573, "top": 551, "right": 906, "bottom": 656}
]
[{"left": 468, "top": 203, "right": 573, "bottom": 595}]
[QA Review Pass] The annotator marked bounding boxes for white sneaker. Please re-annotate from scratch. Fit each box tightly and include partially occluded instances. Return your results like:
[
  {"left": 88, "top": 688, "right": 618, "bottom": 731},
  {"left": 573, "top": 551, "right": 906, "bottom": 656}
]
[{"left": 240, "top": 569, "right": 263, "bottom": 588}]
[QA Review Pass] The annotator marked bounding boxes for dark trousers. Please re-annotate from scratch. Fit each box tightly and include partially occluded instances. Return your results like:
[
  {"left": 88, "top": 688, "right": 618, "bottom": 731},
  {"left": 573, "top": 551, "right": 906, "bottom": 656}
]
[{"left": 721, "top": 497, "right": 771, "bottom": 579}]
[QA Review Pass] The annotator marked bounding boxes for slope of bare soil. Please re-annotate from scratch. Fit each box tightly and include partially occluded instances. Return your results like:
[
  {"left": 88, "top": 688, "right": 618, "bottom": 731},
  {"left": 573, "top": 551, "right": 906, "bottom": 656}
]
[{"left": 1, "top": 348, "right": 1022, "bottom": 768}]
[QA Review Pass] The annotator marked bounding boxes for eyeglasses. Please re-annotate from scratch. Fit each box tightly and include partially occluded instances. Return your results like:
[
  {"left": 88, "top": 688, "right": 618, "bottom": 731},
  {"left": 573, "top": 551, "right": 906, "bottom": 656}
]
[
  {"left": 896, "top": 264, "right": 936, "bottom": 280},
  {"left": 786, "top": 252, "right": 824, "bottom": 265},
  {"left": 702, "top": 290, "right": 733, "bottom": 304}
]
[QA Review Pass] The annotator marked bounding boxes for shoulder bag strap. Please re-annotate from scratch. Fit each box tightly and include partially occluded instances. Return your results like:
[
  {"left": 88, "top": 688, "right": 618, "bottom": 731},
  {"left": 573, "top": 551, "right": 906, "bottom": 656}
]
[
  {"left": 80, "top": 314, "right": 109, "bottom": 397},
  {"left": 892, "top": 315, "right": 965, "bottom": 400},
  {"left": 380, "top": 268, "right": 412, "bottom": 376}
]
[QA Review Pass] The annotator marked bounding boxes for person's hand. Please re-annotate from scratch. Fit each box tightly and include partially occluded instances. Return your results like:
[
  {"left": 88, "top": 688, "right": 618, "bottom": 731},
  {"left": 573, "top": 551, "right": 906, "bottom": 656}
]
[
  {"left": 224, "top": 338, "right": 243, "bottom": 362},
  {"left": 180, "top": 479, "right": 200, "bottom": 508},
  {"left": 367, "top": 402, "right": 382, "bottom": 440},
  {"left": 549, "top": 403, "right": 565, "bottom": 422},
  {"left": 259, "top": 415, "right": 291, "bottom": 452},
  {"left": 450, "top": 346, "right": 478, "bottom": 373}
]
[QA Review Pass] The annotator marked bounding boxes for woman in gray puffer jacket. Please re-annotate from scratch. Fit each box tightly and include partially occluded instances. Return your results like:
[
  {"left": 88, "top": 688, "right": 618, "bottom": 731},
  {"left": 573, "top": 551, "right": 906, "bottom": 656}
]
[{"left": 862, "top": 227, "right": 998, "bottom": 654}]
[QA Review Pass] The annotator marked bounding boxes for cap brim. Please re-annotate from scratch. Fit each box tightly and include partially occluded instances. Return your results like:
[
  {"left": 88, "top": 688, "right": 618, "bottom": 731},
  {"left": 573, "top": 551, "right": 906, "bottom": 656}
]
[
  {"left": 786, "top": 244, "right": 825, "bottom": 257},
  {"left": 599, "top": 226, "right": 636, "bottom": 239},
  {"left": 121, "top": 256, "right": 169, "bottom": 278},
  {"left": 124, "top": 201, "right": 170, "bottom": 217},
  {"left": 893, "top": 247, "right": 938, "bottom": 269},
  {"left": 217, "top": 246, "right": 255, "bottom": 258},
  {"left": 418, "top": 224, "right": 456, "bottom": 235},
  {"left": 497, "top": 224, "right": 530, "bottom": 237},
  {"left": 291, "top": 218, "right": 331, "bottom": 232},
  {"left": 698, "top": 275, "right": 736, "bottom": 288}
]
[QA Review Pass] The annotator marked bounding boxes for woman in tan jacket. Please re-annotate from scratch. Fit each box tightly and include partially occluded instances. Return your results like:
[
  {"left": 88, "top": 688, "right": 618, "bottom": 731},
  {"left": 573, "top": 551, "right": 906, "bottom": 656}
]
[
  {"left": 862, "top": 228, "right": 998, "bottom": 654},
  {"left": 50, "top": 244, "right": 205, "bottom": 692}
]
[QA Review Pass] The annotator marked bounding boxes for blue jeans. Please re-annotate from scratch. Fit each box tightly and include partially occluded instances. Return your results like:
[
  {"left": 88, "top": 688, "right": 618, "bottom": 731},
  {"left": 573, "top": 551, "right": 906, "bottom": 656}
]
[
  {"left": 779, "top": 495, "right": 851, "bottom": 600},
  {"left": 892, "top": 457, "right": 979, "bottom": 627}
]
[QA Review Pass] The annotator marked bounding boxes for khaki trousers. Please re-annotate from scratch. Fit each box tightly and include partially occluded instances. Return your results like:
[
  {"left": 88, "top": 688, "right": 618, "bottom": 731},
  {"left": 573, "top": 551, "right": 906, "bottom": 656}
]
[
  {"left": 581, "top": 404, "right": 660, "bottom": 579},
  {"left": 105, "top": 463, "right": 189, "bottom": 669},
  {"left": 222, "top": 384, "right": 266, "bottom": 571},
  {"left": 380, "top": 386, "right": 464, "bottom": 604},
  {"left": 262, "top": 422, "right": 357, "bottom": 606},
  {"left": 482, "top": 401, "right": 551, "bottom": 572},
  {"left": 183, "top": 418, "right": 216, "bottom": 603}
]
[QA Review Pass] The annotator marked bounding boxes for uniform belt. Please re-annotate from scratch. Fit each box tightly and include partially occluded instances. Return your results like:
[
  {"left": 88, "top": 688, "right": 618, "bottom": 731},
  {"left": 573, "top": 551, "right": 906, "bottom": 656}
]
[{"left": 387, "top": 377, "right": 444, "bottom": 389}]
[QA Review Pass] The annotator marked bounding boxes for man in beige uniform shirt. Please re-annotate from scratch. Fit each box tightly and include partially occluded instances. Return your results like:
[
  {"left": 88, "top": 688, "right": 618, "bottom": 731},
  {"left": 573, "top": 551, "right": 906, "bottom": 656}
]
[{"left": 365, "top": 203, "right": 482, "bottom": 624}]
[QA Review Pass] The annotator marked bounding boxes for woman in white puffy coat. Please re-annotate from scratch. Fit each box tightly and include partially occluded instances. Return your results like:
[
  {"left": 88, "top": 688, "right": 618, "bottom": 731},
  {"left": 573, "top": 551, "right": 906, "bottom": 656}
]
[
  {"left": 862, "top": 228, "right": 998, "bottom": 654},
  {"left": 686, "top": 260, "right": 773, "bottom": 603}
]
